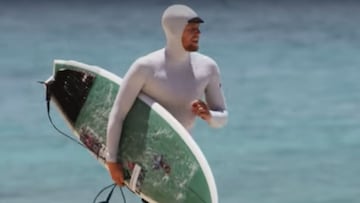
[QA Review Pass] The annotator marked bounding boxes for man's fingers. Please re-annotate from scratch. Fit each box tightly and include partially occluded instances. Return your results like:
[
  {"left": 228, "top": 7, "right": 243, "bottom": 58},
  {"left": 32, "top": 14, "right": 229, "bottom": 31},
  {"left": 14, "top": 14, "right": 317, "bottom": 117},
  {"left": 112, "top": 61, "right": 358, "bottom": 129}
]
[
  {"left": 107, "top": 162, "right": 125, "bottom": 186},
  {"left": 191, "top": 100, "right": 211, "bottom": 121}
]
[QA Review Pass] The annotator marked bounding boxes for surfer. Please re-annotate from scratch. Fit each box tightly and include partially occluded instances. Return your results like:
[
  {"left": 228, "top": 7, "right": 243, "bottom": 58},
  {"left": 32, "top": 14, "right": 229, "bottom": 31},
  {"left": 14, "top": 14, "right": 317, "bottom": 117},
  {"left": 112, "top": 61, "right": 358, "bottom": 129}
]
[{"left": 106, "top": 3, "right": 228, "bottom": 191}]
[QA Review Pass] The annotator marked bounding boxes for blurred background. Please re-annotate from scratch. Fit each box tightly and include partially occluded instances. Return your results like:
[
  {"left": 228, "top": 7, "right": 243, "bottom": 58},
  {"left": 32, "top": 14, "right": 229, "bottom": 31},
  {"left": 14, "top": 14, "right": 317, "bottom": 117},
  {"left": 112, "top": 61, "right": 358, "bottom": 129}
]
[{"left": 1, "top": 0, "right": 360, "bottom": 202}]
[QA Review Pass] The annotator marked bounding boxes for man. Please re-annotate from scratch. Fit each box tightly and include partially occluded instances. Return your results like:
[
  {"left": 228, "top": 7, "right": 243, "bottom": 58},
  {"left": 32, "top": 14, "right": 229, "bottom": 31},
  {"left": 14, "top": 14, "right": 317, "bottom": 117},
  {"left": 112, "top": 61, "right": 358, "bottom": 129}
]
[{"left": 106, "top": 4, "right": 228, "bottom": 188}]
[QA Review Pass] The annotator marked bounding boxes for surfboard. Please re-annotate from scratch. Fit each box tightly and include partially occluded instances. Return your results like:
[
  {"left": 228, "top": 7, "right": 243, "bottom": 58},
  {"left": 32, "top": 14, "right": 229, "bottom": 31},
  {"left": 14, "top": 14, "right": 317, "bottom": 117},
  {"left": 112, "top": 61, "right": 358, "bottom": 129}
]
[{"left": 43, "top": 60, "right": 218, "bottom": 203}]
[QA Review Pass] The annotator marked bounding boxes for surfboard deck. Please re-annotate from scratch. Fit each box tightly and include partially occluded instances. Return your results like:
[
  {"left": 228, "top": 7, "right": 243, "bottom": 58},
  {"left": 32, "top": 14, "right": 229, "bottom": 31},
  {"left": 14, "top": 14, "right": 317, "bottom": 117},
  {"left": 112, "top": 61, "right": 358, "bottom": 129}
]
[{"left": 44, "top": 59, "right": 218, "bottom": 203}]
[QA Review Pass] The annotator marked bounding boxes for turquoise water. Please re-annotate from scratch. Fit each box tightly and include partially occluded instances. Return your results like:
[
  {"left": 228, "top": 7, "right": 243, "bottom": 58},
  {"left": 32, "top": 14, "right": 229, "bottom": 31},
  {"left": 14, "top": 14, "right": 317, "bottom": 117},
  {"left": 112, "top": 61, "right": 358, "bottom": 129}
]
[{"left": 1, "top": 1, "right": 360, "bottom": 202}]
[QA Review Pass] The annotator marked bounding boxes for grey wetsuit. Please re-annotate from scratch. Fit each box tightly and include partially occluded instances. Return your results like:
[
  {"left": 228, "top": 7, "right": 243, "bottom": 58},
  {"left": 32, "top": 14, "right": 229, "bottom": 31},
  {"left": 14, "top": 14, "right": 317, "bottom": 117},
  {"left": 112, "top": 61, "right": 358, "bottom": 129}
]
[{"left": 106, "top": 5, "right": 228, "bottom": 162}]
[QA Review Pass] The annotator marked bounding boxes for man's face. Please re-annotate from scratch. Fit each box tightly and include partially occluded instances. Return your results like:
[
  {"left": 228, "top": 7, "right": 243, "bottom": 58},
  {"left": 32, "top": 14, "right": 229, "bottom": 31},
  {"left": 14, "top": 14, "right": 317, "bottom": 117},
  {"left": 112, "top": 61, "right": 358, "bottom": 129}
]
[{"left": 182, "top": 23, "right": 201, "bottom": 52}]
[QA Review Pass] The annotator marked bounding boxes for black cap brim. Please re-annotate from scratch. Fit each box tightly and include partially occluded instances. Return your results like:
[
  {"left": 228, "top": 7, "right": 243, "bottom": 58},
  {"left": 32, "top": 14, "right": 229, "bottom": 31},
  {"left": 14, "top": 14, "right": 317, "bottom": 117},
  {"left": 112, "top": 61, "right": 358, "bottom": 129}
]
[{"left": 188, "top": 17, "right": 204, "bottom": 23}]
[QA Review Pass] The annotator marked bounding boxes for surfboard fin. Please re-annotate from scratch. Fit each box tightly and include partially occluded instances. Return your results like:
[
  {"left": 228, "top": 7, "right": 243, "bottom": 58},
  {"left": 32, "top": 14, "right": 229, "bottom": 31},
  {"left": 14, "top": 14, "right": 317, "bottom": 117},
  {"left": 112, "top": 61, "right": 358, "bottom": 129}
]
[{"left": 129, "top": 164, "right": 142, "bottom": 193}]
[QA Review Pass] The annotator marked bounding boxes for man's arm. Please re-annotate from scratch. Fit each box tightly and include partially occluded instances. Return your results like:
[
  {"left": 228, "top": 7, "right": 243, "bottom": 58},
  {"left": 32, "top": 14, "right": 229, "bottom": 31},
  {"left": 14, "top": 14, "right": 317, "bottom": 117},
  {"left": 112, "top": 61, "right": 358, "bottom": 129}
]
[
  {"left": 106, "top": 59, "right": 149, "bottom": 186},
  {"left": 204, "top": 63, "right": 228, "bottom": 128},
  {"left": 106, "top": 59, "right": 149, "bottom": 162}
]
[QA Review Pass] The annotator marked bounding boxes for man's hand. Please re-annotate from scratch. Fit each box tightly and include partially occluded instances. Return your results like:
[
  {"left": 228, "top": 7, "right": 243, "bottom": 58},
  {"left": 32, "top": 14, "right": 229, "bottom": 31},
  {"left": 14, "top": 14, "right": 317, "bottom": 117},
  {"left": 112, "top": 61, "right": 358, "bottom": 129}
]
[
  {"left": 191, "top": 99, "right": 211, "bottom": 121},
  {"left": 106, "top": 161, "right": 125, "bottom": 186}
]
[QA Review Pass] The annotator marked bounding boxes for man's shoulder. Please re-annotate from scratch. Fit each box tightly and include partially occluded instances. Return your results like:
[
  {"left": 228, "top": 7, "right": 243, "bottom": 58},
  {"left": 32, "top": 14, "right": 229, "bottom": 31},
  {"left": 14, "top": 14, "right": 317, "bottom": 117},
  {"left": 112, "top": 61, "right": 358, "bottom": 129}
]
[
  {"left": 191, "top": 52, "right": 217, "bottom": 65},
  {"left": 135, "top": 49, "right": 164, "bottom": 66},
  {"left": 191, "top": 52, "right": 219, "bottom": 72}
]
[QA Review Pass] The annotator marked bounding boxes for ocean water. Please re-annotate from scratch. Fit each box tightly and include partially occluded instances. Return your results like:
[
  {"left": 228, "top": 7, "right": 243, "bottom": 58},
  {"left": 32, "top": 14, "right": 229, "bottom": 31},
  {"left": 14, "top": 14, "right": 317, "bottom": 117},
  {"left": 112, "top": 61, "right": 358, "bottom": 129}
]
[{"left": 1, "top": 0, "right": 360, "bottom": 202}]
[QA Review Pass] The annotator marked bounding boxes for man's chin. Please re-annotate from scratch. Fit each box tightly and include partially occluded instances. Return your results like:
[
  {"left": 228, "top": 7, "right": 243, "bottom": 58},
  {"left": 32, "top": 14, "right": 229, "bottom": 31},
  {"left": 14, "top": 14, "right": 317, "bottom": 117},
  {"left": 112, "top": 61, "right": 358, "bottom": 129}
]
[{"left": 185, "top": 45, "right": 199, "bottom": 52}]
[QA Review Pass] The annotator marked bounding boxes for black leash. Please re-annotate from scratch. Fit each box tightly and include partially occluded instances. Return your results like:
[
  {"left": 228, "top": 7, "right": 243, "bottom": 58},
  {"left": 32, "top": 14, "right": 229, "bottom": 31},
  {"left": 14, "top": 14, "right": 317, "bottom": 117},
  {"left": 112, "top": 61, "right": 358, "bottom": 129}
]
[
  {"left": 93, "top": 183, "right": 127, "bottom": 203},
  {"left": 38, "top": 80, "right": 86, "bottom": 148},
  {"left": 39, "top": 80, "right": 127, "bottom": 203}
]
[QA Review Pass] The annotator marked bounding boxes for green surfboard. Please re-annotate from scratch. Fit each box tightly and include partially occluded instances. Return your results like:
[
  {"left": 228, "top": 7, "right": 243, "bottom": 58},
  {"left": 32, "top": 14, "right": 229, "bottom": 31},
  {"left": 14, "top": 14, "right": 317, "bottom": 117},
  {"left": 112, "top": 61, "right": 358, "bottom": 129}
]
[{"left": 44, "top": 60, "right": 218, "bottom": 203}]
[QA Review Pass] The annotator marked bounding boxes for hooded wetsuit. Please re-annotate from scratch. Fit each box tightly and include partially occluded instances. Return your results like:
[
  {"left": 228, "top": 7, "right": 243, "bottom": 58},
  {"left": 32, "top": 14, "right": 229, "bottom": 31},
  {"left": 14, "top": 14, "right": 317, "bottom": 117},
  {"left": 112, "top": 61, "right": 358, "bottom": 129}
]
[{"left": 106, "top": 4, "right": 228, "bottom": 162}]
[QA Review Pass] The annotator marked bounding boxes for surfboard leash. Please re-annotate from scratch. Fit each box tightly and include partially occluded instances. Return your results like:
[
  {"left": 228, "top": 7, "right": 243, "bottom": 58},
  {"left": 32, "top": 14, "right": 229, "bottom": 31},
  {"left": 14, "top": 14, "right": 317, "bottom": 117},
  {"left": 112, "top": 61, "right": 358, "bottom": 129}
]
[
  {"left": 93, "top": 183, "right": 127, "bottom": 203},
  {"left": 39, "top": 80, "right": 86, "bottom": 148},
  {"left": 40, "top": 80, "right": 128, "bottom": 203}
]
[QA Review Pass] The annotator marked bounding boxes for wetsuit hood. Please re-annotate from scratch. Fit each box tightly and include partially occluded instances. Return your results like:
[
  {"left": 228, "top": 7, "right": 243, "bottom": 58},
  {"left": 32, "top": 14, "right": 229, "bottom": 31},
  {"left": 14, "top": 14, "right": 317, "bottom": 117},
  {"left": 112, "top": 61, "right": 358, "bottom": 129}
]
[{"left": 161, "top": 4, "right": 203, "bottom": 61}]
